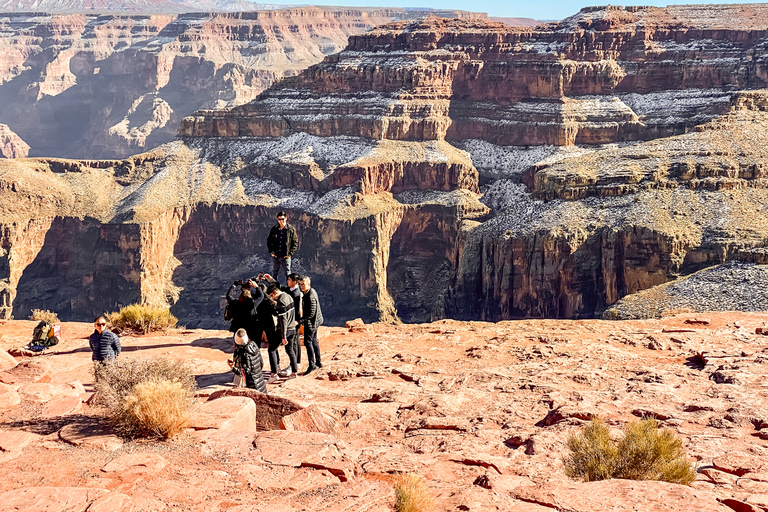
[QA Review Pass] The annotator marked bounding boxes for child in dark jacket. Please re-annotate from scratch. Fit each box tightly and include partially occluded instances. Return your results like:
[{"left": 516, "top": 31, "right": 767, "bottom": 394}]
[{"left": 230, "top": 329, "right": 267, "bottom": 393}]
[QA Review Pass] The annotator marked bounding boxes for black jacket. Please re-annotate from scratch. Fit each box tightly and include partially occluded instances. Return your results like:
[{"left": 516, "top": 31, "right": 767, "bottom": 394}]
[
  {"left": 273, "top": 291, "right": 297, "bottom": 339},
  {"left": 267, "top": 224, "right": 298, "bottom": 258},
  {"left": 89, "top": 329, "right": 121, "bottom": 361},
  {"left": 282, "top": 285, "right": 303, "bottom": 321},
  {"left": 232, "top": 341, "right": 267, "bottom": 393},
  {"left": 303, "top": 287, "right": 324, "bottom": 331},
  {"left": 226, "top": 285, "right": 264, "bottom": 336}
]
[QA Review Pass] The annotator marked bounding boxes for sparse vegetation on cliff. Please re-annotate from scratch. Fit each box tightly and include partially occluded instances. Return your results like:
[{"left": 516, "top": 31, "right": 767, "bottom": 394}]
[
  {"left": 107, "top": 304, "right": 177, "bottom": 334},
  {"left": 29, "top": 309, "right": 59, "bottom": 324},
  {"left": 563, "top": 418, "right": 696, "bottom": 485},
  {"left": 93, "top": 357, "right": 197, "bottom": 440}
]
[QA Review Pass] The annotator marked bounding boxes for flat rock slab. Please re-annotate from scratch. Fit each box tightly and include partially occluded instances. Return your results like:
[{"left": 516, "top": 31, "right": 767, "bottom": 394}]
[
  {"left": 0, "top": 429, "right": 36, "bottom": 452},
  {"left": 714, "top": 454, "right": 768, "bottom": 476},
  {"left": 102, "top": 452, "right": 168, "bottom": 476},
  {"left": 40, "top": 396, "right": 83, "bottom": 418},
  {"left": 86, "top": 492, "right": 133, "bottom": 512},
  {"left": 0, "top": 486, "right": 109, "bottom": 512},
  {"left": 0, "top": 349, "right": 16, "bottom": 371},
  {"left": 0, "top": 383, "right": 21, "bottom": 410},
  {"left": 280, "top": 404, "right": 337, "bottom": 434},
  {"left": 191, "top": 396, "right": 256, "bottom": 431},
  {"left": 251, "top": 430, "right": 357, "bottom": 482},
  {"left": 20, "top": 383, "right": 80, "bottom": 402},
  {"left": 208, "top": 388, "right": 302, "bottom": 430},
  {"left": 59, "top": 422, "right": 124, "bottom": 451},
  {"left": 513, "top": 480, "right": 731, "bottom": 512},
  {"left": 0, "top": 359, "right": 52, "bottom": 384}
]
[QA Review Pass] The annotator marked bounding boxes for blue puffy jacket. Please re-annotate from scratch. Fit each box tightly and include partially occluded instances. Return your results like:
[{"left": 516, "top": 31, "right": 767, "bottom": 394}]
[{"left": 89, "top": 329, "right": 121, "bottom": 361}]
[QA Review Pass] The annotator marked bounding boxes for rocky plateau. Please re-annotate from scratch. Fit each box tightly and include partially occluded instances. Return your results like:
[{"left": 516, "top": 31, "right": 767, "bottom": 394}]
[
  {"left": 0, "top": 312, "right": 767, "bottom": 511},
  {"left": 3, "top": 4, "right": 768, "bottom": 327}
]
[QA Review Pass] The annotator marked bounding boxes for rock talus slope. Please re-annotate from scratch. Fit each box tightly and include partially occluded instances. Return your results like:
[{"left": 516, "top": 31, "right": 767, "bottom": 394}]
[{"left": 4, "top": 5, "right": 768, "bottom": 325}]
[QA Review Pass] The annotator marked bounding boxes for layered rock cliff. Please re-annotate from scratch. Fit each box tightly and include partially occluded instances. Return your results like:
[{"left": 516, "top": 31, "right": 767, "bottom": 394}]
[
  {"left": 0, "top": 8, "right": 483, "bottom": 160},
  {"left": 3, "top": 5, "right": 768, "bottom": 326}
]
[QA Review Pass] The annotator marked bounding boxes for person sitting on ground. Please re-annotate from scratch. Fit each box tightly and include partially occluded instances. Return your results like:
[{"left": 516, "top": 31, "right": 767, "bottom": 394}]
[
  {"left": 229, "top": 328, "right": 267, "bottom": 393},
  {"left": 89, "top": 315, "right": 121, "bottom": 362},
  {"left": 299, "top": 276, "right": 324, "bottom": 375},
  {"left": 283, "top": 272, "right": 303, "bottom": 367},
  {"left": 266, "top": 283, "right": 298, "bottom": 379}
]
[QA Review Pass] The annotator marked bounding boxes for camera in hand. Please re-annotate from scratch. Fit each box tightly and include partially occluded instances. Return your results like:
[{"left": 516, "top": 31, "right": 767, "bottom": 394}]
[{"left": 234, "top": 272, "right": 266, "bottom": 287}]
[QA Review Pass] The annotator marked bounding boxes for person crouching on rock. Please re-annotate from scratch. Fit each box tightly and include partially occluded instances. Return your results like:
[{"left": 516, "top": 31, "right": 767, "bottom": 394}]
[{"left": 229, "top": 328, "right": 267, "bottom": 393}]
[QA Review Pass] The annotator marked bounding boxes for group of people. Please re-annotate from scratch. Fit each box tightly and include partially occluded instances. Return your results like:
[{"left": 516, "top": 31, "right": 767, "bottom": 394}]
[
  {"left": 88, "top": 210, "right": 323, "bottom": 396},
  {"left": 227, "top": 211, "right": 324, "bottom": 391}
]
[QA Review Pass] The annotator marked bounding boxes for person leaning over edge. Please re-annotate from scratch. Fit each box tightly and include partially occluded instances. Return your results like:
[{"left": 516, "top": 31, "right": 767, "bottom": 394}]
[
  {"left": 266, "top": 211, "right": 298, "bottom": 284},
  {"left": 267, "top": 283, "right": 298, "bottom": 379},
  {"left": 89, "top": 315, "right": 121, "bottom": 362},
  {"left": 299, "top": 276, "right": 323, "bottom": 375}
]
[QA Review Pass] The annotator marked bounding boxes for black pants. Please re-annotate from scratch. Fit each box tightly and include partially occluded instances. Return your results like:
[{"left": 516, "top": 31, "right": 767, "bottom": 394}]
[
  {"left": 268, "top": 329, "right": 297, "bottom": 374},
  {"left": 304, "top": 326, "right": 321, "bottom": 367}
]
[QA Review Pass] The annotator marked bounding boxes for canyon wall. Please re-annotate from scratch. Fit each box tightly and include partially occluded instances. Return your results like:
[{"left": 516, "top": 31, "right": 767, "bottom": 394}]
[
  {"left": 0, "top": 8, "right": 483, "bottom": 160},
  {"left": 3, "top": 5, "right": 768, "bottom": 325}
]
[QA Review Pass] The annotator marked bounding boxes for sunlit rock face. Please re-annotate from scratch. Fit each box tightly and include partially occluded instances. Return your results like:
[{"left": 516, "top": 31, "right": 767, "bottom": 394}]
[{"left": 3, "top": 5, "right": 768, "bottom": 325}]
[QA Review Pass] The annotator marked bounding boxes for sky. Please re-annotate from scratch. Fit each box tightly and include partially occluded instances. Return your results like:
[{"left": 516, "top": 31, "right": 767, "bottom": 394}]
[{"left": 287, "top": 0, "right": 756, "bottom": 21}]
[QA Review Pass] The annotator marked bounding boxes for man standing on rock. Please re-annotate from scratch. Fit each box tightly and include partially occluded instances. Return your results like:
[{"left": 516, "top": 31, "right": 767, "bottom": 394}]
[
  {"left": 267, "top": 211, "right": 298, "bottom": 284},
  {"left": 89, "top": 315, "right": 121, "bottom": 363},
  {"left": 299, "top": 276, "right": 323, "bottom": 375}
]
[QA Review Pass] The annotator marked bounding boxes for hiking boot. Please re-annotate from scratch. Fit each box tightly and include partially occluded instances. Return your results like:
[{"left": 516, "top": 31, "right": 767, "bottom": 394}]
[
  {"left": 278, "top": 369, "right": 292, "bottom": 378},
  {"left": 304, "top": 365, "right": 316, "bottom": 376},
  {"left": 316, "top": 362, "right": 323, "bottom": 369},
  {"left": 265, "top": 374, "right": 279, "bottom": 384}
]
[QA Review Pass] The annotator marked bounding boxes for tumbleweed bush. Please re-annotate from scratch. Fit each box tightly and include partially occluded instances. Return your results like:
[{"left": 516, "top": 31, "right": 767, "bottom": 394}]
[
  {"left": 393, "top": 473, "right": 434, "bottom": 512},
  {"left": 563, "top": 417, "right": 695, "bottom": 485},
  {"left": 29, "top": 309, "right": 59, "bottom": 324},
  {"left": 107, "top": 304, "right": 177, "bottom": 334},
  {"left": 93, "top": 357, "right": 197, "bottom": 439}
]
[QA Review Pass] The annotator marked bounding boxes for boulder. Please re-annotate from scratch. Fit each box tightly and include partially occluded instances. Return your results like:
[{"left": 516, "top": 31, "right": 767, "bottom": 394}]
[
  {"left": 0, "top": 430, "right": 36, "bottom": 452},
  {"left": 208, "top": 389, "right": 302, "bottom": 431},
  {"left": 19, "top": 383, "right": 80, "bottom": 402},
  {"left": 0, "top": 383, "right": 21, "bottom": 410},
  {"left": 40, "top": 396, "right": 83, "bottom": 418},
  {"left": 191, "top": 396, "right": 256, "bottom": 431},
  {"left": 0, "top": 359, "right": 52, "bottom": 385}
]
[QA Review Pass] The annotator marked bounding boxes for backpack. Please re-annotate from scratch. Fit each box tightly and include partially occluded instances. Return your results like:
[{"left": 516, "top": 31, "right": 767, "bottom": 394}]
[{"left": 32, "top": 321, "right": 59, "bottom": 348}]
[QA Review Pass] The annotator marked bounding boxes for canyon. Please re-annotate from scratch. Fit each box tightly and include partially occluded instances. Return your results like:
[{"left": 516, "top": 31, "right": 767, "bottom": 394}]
[
  {"left": 0, "top": 8, "right": 484, "bottom": 160},
  {"left": 3, "top": 5, "right": 768, "bottom": 327}
]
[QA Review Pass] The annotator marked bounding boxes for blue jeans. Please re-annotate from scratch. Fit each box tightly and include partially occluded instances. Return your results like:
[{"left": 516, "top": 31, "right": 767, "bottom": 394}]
[{"left": 272, "top": 256, "right": 291, "bottom": 283}]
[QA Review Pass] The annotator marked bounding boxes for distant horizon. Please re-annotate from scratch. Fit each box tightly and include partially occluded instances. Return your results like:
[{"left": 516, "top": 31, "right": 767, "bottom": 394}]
[{"left": 281, "top": 0, "right": 760, "bottom": 21}]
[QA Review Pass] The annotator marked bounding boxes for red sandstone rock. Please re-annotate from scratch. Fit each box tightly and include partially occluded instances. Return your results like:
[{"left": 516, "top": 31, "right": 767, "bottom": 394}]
[
  {"left": 0, "top": 382, "right": 20, "bottom": 410},
  {"left": 19, "top": 382, "right": 80, "bottom": 402},
  {"left": 207, "top": 388, "right": 302, "bottom": 431},
  {"left": 0, "top": 487, "right": 110, "bottom": 511},
  {"left": 0, "top": 349, "right": 15, "bottom": 371},
  {"left": 59, "top": 422, "right": 124, "bottom": 451},
  {"left": 0, "top": 359, "right": 52, "bottom": 384},
  {"left": 191, "top": 396, "right": 256, "bottom": 431},
  {"left": 39, "top": 396, "right": 83, "bottom": 418},
  {"left": 101, "top": 452, "right": 168, "bottom": 476},
  {"left": 513, "top": 480, "right": 732, "bottom": 511},
  {"left": 0, "top": 430, "right": 35, "bottom": 452},
  {"left": 280, "top": 404, "right": 337, "bottom": 434},
  {"left": 714, "top": 454, "right": 767, "bottom": 477},
  {"left": 86, "top": 492, "right": 134, "bottom": 512}
]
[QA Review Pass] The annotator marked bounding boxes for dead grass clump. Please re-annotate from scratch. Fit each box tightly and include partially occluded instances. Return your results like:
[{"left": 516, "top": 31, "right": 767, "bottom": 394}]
[
  {"left": 393, "top": 473, "right": 434, "bottom": 512},
  {"left": 93, "top": 357, "right": 197, "bottom": 440},
  {"left": 29, "top": 309, "right": 59, "bottom": 324},
  {"left": 107, "top": 304, "right": 177, "bottom": 334},
  {"left": 563, "top": 418, "right": 696, "bottom": 485}
]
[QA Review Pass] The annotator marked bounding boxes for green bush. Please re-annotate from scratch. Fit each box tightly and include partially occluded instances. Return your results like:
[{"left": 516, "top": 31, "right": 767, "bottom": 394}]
[
  {"left": 107, "top": 304, "right": 177, "bottom": 334},
  {"left": 93, "top": 357, "right": 197, "bottom": 440},
  {"left": 563, "top": 417, "right": 696, "bottom": 485}
]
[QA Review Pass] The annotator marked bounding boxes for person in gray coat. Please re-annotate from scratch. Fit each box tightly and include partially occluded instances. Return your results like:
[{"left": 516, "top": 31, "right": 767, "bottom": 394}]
[{"left": 89, "top": 315, "right": 121, "bottom": 362}]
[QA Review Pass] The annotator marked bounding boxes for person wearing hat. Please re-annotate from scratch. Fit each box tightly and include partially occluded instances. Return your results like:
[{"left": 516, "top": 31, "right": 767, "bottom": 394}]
[{"left": 229, "top": 328, "right": 267, "bottom": 393}]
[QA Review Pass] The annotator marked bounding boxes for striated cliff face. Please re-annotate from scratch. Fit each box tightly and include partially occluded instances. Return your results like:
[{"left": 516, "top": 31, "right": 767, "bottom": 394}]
[
  {"left": 3, "top": 5, "right": 768, "bottom": 325},
  {"left": 0, "top": 8, "right": 483, "bottom": 160}
]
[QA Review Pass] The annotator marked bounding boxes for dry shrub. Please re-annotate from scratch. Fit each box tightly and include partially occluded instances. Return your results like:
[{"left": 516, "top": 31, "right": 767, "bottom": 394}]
[
  {"left": 107, "top": 304, "right": 177, "bottom": 334},
  {"left": 393, "top": 473, "right": 434, "bottom": 512},
  {"left": 29, "top": 309, "right": 59, "bottom": 324},
  {"left": 93, "top": 357, "right": 197, "bottom": 440},
  {"left": 563, "top": 418, "right": 696, "bottom": 485}
]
